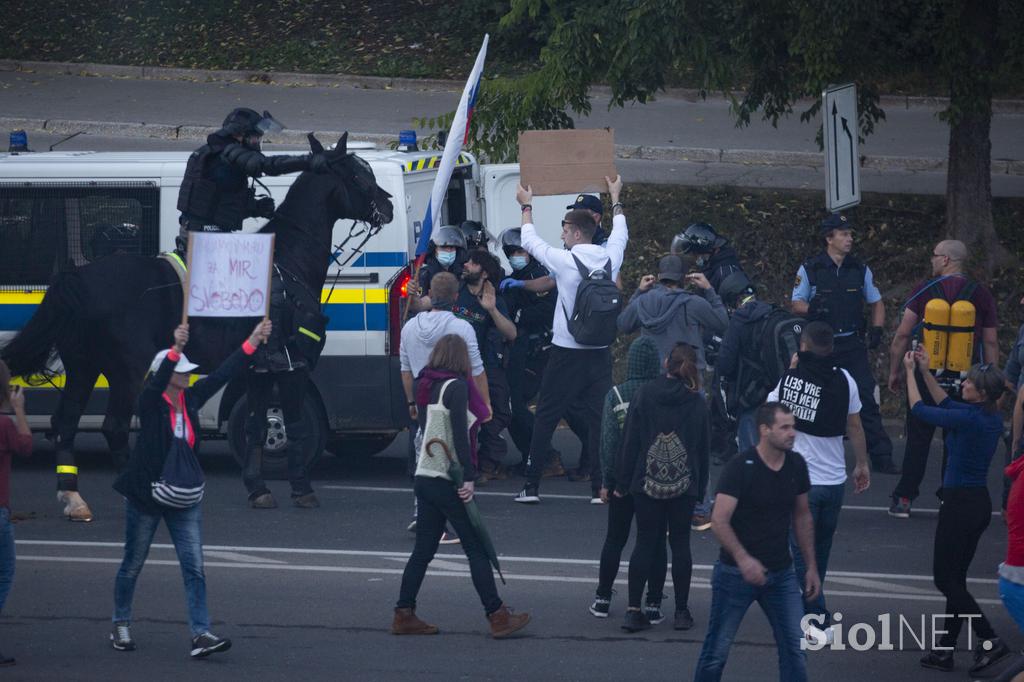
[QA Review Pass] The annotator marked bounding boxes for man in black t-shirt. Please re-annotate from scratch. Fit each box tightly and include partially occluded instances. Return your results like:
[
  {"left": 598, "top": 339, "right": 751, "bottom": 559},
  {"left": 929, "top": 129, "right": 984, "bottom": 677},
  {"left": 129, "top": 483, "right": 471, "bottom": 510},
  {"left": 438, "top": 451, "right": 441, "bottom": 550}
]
[
  {"left": 453, "top": 251, "right": 517, "bottom": 479},
  {"left": 693, "top": 403, "right": 819, "bottom": 682}
]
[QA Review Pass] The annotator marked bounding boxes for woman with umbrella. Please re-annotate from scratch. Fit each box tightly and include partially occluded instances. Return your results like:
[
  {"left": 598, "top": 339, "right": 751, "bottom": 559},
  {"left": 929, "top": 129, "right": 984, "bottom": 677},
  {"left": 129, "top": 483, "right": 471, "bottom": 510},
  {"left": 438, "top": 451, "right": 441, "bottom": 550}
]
[{"left": 392, "top": 334, "right": 531, "bottom": 639}]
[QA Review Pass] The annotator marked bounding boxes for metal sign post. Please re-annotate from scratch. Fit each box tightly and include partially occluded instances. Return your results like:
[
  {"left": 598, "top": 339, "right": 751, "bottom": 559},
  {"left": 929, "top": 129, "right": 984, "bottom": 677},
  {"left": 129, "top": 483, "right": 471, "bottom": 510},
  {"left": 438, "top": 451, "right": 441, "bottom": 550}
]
[{"left": 823, "top": 83, "right": 861, "bottom": 212}]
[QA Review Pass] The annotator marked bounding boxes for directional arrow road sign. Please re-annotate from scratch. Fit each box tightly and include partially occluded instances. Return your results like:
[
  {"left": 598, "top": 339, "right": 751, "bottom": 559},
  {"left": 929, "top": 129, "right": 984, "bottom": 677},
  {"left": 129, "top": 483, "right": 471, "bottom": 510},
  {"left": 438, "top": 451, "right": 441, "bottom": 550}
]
[{"left": 823, "top": 83, "right": 861, "bottom": 212}]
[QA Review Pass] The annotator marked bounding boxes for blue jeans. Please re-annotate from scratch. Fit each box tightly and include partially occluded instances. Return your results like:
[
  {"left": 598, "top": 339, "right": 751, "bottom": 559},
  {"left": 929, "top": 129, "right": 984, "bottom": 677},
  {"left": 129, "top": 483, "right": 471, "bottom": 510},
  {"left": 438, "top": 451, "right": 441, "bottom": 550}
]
[
  {"left": 1000, "top": 577, "right": 1024, "bottom": 632},
  {"left": 693, "top": 562, "right": 807, "bottom": 682},
  {"left": 113, "top": 499, "right": 210, "bottom": 635},
  {"left": 0, "top": 509, "right": 13, "bottom": 613},
  {"left": 789, "top": 483, "right": 845, "bottom": 628},
  {"left": 736, "top": 409, "right": 758, "bottom": 454}
]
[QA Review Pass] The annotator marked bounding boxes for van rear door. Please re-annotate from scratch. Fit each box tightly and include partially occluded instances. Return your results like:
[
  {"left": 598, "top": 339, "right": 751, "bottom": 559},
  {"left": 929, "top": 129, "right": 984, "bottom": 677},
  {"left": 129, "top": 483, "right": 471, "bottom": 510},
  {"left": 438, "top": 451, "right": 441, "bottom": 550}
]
[{"left": 480, "top": 164, "right": 583, "bottom": 251}]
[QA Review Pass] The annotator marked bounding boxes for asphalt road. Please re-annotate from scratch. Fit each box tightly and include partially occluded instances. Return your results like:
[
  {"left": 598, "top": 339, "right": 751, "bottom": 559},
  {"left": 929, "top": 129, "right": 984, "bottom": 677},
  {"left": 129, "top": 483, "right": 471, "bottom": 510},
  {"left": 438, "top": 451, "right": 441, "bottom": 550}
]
[
  {"left": 1, "top": 428, "right": 1017, "bottom": 681},
  {"left": 3, "top": 68, "right": 1024, "bottom": 195}
]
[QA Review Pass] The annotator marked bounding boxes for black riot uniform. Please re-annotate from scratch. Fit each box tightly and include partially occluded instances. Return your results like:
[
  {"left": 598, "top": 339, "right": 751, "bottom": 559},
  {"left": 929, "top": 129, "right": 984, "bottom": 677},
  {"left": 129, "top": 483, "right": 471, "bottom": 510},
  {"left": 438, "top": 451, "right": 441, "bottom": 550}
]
[{"left": 177, "top": 108, "right": 327, "bottom": 239}]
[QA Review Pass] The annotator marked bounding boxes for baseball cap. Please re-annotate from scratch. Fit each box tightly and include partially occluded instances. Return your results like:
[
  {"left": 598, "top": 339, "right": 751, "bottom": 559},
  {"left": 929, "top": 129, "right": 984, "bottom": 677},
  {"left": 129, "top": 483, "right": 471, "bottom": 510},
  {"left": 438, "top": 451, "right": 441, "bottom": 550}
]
[
  {"left": 150, "top": 349, "right": 200, "bottom": 374},
  {"left": 820, "top": 212, "right": 853, "bottom": 235},
  {"left": 657, "top": 255, "right": 685, "bottom": 283},
  {"left": 566, "top": 194, "right": 604, "bottom": 214}
]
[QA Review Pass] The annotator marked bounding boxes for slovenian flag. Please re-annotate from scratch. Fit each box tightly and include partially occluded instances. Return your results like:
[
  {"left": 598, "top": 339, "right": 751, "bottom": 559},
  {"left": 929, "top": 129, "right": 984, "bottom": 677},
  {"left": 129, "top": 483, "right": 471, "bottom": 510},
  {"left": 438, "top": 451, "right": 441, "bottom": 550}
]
[{"left": 414, "top": 34, "right": 489, "bottom": 260}]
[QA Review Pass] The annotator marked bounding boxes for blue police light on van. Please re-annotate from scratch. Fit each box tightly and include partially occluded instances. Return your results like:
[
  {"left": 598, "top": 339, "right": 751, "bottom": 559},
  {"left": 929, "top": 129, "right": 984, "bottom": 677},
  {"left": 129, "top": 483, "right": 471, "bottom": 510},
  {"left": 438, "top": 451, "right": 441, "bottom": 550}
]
[
  {"left": 8, "top": 130, "right": 28, "bottom": 153},
  {"left": 398, "top": 130, "right": 418, "bottom": 152}
]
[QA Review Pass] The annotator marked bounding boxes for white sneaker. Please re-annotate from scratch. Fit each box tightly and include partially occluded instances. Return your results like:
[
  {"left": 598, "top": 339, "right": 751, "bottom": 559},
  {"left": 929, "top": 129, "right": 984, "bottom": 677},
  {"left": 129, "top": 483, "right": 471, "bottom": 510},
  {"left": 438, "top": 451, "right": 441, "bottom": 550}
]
[{"left": 804, "top": 624, "right": 835, "bottom": 647}]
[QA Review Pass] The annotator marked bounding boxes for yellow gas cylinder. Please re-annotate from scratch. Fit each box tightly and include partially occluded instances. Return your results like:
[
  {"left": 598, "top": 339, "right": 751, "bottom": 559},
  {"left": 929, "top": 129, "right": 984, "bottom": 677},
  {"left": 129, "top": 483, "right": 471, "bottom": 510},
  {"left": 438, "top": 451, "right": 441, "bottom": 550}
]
[
  {"left": 922, "top": 298, "right": 950, "bottom": 370},
  {"left": 946, "top": 300, "right": 976, "bottom": 372}
]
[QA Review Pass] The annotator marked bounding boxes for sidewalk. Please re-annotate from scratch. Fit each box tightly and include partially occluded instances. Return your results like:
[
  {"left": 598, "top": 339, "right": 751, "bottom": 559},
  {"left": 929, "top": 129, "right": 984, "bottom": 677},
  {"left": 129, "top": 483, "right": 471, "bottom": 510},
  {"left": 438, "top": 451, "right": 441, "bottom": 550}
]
[{"left": 2, "top": 60, "right": 1023, "bottom": 194}]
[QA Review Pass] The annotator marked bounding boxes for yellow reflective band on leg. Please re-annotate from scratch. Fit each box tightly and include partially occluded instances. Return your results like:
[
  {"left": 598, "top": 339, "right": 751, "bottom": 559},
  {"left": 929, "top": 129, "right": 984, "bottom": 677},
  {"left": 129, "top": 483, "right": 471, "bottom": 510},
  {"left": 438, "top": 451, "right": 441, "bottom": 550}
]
[
  {"left": 297, "top": 326, "right": 322, "bottom": 342},
  {"left": 56, "top": 465, "right": 79, "bottom": 475}
]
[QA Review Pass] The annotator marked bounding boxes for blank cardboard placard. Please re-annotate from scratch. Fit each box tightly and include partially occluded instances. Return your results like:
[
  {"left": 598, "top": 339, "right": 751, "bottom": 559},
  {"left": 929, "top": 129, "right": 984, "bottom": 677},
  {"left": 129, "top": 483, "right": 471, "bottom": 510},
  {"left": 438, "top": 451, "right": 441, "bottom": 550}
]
[
  {"left": 185, "top": 232, "right": 275, "bottom": 319},
  {"left": 518, "top": 129, "right": 616, "bottom": 196}
]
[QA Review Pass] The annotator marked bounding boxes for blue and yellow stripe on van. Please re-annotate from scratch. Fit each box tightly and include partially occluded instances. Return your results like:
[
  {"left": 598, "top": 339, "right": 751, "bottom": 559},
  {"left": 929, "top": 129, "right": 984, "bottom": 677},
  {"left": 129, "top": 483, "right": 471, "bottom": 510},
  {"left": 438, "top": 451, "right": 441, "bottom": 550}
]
[{"left": 0, "top": 290, "right": 45, "bottom": 330}]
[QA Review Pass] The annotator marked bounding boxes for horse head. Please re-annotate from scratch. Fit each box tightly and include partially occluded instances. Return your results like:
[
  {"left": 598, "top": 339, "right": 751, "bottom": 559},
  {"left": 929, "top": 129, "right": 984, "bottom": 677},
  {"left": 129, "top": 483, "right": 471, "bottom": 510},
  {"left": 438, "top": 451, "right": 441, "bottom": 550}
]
[{"left": 310, "top": 132, "right": 394, "bottom": 229}]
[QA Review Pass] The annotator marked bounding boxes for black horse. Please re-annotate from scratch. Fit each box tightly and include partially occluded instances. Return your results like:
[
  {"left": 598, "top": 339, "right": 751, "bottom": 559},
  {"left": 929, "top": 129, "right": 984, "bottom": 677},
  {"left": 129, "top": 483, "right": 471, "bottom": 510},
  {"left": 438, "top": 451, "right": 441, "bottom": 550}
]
[{"left": 0, "top": 133, "right": 394, "bottom": 520}]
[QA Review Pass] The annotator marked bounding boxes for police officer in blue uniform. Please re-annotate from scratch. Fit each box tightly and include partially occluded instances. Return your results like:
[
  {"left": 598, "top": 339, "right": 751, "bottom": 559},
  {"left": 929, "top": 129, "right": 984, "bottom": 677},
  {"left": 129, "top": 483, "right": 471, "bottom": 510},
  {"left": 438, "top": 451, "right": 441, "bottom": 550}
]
[{"left": 791, "top": 213, "right": 898, "bottom": 474}]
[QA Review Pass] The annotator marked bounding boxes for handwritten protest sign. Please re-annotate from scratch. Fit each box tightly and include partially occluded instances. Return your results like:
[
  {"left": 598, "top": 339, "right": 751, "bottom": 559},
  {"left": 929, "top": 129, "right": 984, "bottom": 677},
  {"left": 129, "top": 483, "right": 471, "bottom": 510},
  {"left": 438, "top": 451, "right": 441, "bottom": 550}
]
[{"left": 184, "top": 232, "right": 275, "bottom": 321}]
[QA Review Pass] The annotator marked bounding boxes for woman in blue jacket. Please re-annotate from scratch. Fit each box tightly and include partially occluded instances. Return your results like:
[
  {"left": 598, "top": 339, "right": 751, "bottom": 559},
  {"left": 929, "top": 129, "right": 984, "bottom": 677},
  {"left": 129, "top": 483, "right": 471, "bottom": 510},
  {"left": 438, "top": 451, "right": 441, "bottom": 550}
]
[
  {"left": 110, "top": 320, "right": 270, "bottom": 658},
  {"left": 905, "top": 348, "right": 1010, "bottom": 676}
]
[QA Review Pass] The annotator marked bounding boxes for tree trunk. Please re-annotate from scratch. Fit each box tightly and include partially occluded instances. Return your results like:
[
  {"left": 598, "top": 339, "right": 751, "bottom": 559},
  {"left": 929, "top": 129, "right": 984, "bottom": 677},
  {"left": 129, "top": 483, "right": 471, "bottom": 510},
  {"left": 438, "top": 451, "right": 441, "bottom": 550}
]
[{"left": 942, "top": 0, "right": 1011, "bottom": 275}]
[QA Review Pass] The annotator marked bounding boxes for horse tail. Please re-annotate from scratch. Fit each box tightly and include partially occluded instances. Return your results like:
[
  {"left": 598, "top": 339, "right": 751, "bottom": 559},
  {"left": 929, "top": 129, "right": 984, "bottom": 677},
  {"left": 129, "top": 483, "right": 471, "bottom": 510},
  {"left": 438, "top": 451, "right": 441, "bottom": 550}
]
[{"left": 0, "top": 271, "right": 85, "bottom": 381}]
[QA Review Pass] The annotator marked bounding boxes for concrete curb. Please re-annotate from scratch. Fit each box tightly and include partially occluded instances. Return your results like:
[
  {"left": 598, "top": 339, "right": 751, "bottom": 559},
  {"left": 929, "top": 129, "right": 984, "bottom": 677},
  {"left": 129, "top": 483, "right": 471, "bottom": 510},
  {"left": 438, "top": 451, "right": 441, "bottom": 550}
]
[
  {"left": 3, "top": 59, "right": 1023, "bottom": 113},
  {"left": 4, "top": 115, "right": 1023, "bottom": 176}
]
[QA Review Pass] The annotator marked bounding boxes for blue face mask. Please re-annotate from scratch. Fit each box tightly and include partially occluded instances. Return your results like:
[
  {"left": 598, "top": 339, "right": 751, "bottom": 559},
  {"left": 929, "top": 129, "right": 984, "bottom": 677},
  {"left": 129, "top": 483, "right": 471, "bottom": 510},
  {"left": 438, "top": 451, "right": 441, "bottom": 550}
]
[
  {"left": 509, "top": 256, "right": 528, "bottom": 271},
  {"left": 436, "top": 250, "right": 457, "bottom": 267}
]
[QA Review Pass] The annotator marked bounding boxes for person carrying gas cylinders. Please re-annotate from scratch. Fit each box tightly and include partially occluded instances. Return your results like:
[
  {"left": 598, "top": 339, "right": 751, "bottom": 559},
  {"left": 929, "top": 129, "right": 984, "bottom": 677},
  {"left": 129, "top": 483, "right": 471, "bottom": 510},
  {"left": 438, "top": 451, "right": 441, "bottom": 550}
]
[
  {"left": 671, "top": 222, "right": 754, "bottom": 468},
  {"left": 176, "top": 108, "right": 334, "bottom": 254},
  {"left": 499, "top": 228, "right": 562, "bottom": 477},
  {"left": 886, "top": 239, "right": 1000, "bottom": 519},
  {"left": 407, "top": 226, "right": 469, "bottom": 312},
  {"left": 790, "top": 213, "right": 899, "bottom": 475}
]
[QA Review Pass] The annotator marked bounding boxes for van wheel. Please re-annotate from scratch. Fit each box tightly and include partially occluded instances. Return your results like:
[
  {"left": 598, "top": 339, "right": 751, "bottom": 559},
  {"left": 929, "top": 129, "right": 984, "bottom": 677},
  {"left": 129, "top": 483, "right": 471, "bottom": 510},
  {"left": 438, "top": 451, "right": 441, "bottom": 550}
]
[
  {"left": 228, "top": 393, "right": 326, "bottom": 480},
  {"left": 328, "top": 433, "right": 398, "bottom": 458}
]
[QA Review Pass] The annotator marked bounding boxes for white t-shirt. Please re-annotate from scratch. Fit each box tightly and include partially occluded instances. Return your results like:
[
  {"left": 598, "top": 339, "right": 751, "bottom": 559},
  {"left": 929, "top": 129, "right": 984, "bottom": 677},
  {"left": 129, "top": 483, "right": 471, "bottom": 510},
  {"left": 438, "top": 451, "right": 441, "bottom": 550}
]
[
  {"left": 520, "top": 214, "right": 628, "bottom": 349},
  {"left": 767, "top": 368, "right": 861, "bottom": 486}
]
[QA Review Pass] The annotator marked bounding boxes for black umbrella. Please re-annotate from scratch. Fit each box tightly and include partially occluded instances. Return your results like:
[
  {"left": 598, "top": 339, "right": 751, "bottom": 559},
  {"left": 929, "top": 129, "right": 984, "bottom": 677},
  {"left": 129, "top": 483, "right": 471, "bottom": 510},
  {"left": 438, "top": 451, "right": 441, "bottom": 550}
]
[{"left": 425, "top": 437, "right": 506, "bottom": 585}]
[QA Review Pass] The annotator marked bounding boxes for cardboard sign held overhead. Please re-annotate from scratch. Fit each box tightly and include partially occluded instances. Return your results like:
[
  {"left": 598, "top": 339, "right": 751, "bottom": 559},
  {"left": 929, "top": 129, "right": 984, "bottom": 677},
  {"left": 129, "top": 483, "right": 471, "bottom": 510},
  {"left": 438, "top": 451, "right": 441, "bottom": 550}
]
[
  {"left": 184, "top": 232, "right": 275, "bottom": 322},
  {"left": 518, "top": 129, "right": 616, "bottom": 196}
]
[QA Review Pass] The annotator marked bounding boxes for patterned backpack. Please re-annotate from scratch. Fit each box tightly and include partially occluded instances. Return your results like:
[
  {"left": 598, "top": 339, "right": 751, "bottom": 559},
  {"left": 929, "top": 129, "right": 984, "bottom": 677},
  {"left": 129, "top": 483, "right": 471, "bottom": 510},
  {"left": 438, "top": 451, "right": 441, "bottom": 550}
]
[{"left": 642, "top": 432, "right": 692, "bottom": 500}]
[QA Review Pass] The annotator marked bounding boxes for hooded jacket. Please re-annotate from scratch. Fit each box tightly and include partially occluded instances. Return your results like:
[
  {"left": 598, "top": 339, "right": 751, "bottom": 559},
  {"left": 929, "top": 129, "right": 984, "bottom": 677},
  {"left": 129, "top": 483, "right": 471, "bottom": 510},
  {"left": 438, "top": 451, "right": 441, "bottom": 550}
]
[
  {"left": 399, "top": 309, "right": 484, "bottom": 378},
  {"left": 1003, "top": 456, "right": 1024, "bottom": 575},
  {"left": 616, "top": 375, "right": 710, "bottom": 499},
  {"left": 617, "top": 283, "right": 728, "bottom": 369},
  {"left": 599, "top": 337, "right": 662, "bottom": 489}
]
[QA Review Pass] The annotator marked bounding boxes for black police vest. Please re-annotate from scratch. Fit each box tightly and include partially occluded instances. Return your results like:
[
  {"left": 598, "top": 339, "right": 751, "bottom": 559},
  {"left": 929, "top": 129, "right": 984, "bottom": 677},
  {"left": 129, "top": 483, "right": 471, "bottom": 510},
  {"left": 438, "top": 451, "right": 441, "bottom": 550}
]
[
  {"left": 703, "top": 246, "right": 743, "bottom": 292},
  {"left": 176, "top": 142, "right": 250, "bottom": 231},
  {"left": 777, "top": 353, "right": 850, "bottom": 438},
  {"left": 804, "top": 252, "right": 867, "bottom": 334}
]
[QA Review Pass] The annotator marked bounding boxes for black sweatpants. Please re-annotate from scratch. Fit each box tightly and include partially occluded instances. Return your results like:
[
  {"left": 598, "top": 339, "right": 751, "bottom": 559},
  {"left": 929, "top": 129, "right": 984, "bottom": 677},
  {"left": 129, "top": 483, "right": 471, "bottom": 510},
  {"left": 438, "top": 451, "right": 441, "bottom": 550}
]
[
  {"left": 478, "top": 367, "right": 512, "bottom": 472},
  {"left": 629, "top": 493, "right": 696, "bottom": 611},
  {"left": 597, "top": 493, "right": 667, "bottom": 603},
  {"left": 832, "top": 335, "right": 893, "bottom": 464},
  {"left": 934, "top": 487, "right": 997, "bottom": 648},
  {"left": 524, "top": 346, "right": 612, "bottom": 491}
]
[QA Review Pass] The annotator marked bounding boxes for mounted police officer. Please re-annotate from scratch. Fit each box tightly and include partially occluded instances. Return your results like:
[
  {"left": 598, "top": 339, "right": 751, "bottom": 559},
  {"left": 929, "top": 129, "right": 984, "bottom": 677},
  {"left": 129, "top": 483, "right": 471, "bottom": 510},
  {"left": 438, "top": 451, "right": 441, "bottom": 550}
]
[
  {"left": 791, "top": 212, "right": 898, "bottom": 474},
  {"left": 176, "top": 108, "right": 332, "bottom": 253}
]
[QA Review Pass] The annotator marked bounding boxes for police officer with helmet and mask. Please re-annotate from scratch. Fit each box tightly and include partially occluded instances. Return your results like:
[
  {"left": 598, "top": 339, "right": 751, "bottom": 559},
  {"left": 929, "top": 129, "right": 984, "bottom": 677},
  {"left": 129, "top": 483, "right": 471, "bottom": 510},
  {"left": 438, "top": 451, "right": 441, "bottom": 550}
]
[
  {"left": 671, "top": 222, "right": 748, "bottom": 293},
  {"left": 407, "top": 225, "right": 468, "bottom": 312},
  {"left": 459, "top": 221, "right": 489, "bottom": 252},
  {"left": 176, "top": 108, "right": 335, "bottom": 253},
  {"left": 791, "top": 212, "right": 899, "bottom": 474}
]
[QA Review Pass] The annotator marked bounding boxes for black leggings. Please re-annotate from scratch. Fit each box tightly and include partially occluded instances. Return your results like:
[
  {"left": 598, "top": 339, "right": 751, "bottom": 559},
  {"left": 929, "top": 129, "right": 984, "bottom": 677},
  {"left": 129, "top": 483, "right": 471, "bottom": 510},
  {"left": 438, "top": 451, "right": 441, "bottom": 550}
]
[
  {"left": 597, "top": 493, "right": 667, "bottom": 603},
  {"left": 628, "top": 493, "right": 696, "bottom": 611},
  {"left": 934, "top": 487, "right": 997, "bottom": 647},
  {"left": 397, "top": 477, "right": 503, "bottom": 615}
]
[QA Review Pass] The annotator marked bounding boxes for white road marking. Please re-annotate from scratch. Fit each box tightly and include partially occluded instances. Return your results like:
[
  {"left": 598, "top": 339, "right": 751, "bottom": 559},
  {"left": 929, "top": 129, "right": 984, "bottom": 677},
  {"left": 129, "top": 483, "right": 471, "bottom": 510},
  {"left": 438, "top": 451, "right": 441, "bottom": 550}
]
[
  {"left": 16, "top": 540, "right": 1000, "bottom": 605},
  {"left": 323, "top": 484, "right": 1002, "bottom": 515}
]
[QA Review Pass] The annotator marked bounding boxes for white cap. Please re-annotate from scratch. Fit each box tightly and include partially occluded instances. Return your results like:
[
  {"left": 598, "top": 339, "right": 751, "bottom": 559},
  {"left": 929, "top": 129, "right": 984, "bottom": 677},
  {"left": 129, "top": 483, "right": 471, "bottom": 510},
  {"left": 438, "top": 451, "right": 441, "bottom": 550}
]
[{"left": 150, "top": 349, "right": 200, "bottom": 374}]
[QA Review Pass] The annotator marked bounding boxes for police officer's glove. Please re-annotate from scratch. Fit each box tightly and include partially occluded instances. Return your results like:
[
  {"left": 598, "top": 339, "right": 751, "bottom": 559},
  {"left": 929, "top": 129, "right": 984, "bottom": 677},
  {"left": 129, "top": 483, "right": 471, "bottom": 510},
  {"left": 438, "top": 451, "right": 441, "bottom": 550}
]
[
  {"left": 868, "top": 326, "right": 883, "bottom": 350},
  {"left": 500, "top": 279, "right": 525, "bottom": 292},
  {"left": 253, "top": 197, "right": 276, "bottom": 218}
]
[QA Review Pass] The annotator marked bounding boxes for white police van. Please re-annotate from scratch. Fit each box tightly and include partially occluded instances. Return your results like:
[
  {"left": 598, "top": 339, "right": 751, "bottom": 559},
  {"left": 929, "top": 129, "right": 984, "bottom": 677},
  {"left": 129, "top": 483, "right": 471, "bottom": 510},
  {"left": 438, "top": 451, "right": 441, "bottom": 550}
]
[{"left": 0, "top": 143, "right": 575, "bottom": 471}]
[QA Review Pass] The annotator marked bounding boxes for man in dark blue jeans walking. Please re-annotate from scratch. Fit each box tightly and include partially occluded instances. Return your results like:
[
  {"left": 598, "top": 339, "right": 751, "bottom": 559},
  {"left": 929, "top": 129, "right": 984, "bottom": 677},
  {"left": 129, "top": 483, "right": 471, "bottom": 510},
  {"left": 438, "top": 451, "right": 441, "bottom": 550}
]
[{"left": 693, "top": 402, "right": 819, "bottom": 682}]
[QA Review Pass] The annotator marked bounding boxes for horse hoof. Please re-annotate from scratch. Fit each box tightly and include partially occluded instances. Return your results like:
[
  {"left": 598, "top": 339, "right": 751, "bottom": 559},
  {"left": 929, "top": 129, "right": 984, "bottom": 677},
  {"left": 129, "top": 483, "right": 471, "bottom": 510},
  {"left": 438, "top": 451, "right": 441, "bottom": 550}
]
[{"left": 57, "top": 492, "right": 94, "bottom": 523}]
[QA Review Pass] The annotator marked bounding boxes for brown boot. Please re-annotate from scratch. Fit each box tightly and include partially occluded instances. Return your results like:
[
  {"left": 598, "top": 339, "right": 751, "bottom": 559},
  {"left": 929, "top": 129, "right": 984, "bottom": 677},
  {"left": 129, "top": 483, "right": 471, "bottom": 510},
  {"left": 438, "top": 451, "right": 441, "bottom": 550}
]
[
  {"left": 391, "top": 607, "right": 439, "bottom": 635},
  {"left": 541, "top": 455, "right": 566, "bottom": 479},
  {"left": 488, "top": 605, "right": 530, "bottom": 639}
]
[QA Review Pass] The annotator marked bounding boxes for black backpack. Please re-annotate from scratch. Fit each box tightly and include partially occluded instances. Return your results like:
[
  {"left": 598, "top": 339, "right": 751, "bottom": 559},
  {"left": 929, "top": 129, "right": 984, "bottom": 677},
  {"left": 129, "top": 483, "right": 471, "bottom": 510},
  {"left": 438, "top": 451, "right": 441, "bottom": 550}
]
[
  {"left": 733, "top": 306, "right": 804, "bottom": 411},
  {"left": 564, "top": 254, "right": 622, "bottom": 346}
]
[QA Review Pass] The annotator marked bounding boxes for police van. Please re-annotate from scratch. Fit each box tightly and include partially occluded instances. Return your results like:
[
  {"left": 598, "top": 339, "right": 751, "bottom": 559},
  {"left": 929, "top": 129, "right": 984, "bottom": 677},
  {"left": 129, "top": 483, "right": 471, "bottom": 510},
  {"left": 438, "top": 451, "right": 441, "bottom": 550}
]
[{"left": 0, "top": 144, "right": 576, "bottom": 472}]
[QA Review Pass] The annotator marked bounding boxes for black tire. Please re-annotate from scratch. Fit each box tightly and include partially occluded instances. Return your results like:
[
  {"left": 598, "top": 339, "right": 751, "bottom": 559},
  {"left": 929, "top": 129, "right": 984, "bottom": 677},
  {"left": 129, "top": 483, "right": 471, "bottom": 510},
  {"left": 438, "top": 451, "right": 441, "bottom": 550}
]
[
  {"left": 327, "top": 433, "right": 399, "bottom": 458},
  {"left": 227, "top": 391, "right": 326, "bottom": 480}
]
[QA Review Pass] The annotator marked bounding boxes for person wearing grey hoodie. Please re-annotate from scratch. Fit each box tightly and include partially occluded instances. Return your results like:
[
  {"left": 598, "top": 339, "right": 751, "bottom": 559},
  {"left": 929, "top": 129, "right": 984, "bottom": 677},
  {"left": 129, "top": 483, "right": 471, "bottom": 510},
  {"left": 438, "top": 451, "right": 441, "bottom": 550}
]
[
  {"left": 617, "top": 255, "right": 728, "bottom": 371},
  {"left": 589, "top": 337, "right": 668, "bottom": 623}
]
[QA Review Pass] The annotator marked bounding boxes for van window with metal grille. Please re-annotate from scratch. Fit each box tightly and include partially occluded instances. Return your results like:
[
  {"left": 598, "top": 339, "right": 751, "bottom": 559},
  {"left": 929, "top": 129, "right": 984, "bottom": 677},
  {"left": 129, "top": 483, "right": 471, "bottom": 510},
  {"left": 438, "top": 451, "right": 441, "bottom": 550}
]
[{"left": 0, "top": 183, "right": 159, "bottom": 288}]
